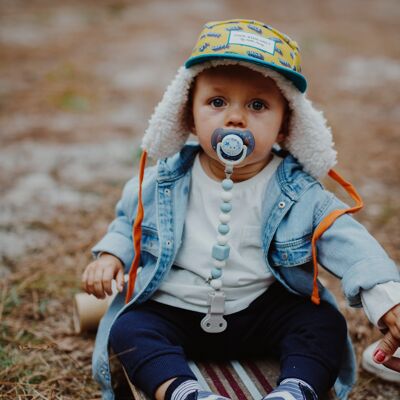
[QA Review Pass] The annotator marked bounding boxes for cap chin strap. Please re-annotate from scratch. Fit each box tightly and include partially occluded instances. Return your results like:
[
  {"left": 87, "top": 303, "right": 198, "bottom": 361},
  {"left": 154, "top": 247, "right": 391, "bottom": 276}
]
[
  {"left": 125, "top": 150, "right": 147, "bottom": 303},
  {"left": 125, "top": 152, "right": 364, "bottom": 307},
  {"left": 310, "top": 169, "right": 363, "bottom": 305}
]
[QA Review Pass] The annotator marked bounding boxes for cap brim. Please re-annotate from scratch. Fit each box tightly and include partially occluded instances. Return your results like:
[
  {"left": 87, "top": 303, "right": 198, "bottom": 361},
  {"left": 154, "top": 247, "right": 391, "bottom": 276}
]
[{"left": 185, "top": 54, "right": 307, "bottom": 93}]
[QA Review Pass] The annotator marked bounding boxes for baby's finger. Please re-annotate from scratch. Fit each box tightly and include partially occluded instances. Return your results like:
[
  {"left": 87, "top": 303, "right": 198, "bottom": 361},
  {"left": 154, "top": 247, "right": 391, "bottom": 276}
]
[
  {"left": 81, "top": 268, "right": 88, "bottom": 291},
  {"left": 383, "top": 356, "right": 400, "bottom": 372},
  {"left": 93, "top": 266, "right": 106, "bottom": 299},
  {"left": 389, "top": 325, "right": 400, "bottom": 343},
  {"left": 102, "top": 266, "right": 114, "bottom": 296},
  {"left": 374, "top": 331, "right": 400, "bottom": 364},
  {"left": 85, "top": 264, "right": 96, "bottom": 295},
  {"left": 383, "top": 309, "right": 400, "bottom": 340},
  {"left": 116, "top": 268, "right": 125, "bottom": 292}
]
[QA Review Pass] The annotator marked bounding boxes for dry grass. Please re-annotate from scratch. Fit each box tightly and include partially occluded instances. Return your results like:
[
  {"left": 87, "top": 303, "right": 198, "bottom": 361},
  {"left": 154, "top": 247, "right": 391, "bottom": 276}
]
[{"left": 0, "top": 211, "right": 106, "bottom": 399}]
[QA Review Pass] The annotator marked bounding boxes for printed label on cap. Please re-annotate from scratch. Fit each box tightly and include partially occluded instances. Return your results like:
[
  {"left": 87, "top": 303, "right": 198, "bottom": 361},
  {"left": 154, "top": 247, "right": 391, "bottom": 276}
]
[{"left": 228, "top": 31, "right": 276, "bottom": 54}]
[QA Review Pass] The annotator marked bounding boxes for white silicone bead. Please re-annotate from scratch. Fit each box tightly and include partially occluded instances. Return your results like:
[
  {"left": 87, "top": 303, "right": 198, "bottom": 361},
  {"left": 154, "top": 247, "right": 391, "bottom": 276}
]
[
  {"left": 217, "top": 234, "right": 229, "bottom": 245},
  {"left": 213, "top": 259, "right": 226, "bottom": 268},
  {"left": 210, "top": 279, "right": 222, "bottom": 290},
  {"left": 221, "top": 191, "right": 233, "bottom": 202},
  {"left": 219, "top": 213, "right": 231, "bottom": 224}
]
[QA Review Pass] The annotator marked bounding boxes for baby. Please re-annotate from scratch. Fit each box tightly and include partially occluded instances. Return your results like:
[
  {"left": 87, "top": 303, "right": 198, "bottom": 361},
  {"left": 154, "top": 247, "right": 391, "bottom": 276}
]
[{"left": 82, "top": 19, "right": 400, "bottom": 400}]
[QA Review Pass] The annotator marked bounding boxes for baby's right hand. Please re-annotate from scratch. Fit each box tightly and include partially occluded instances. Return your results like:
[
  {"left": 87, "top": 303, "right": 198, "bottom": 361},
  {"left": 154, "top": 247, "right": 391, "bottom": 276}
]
[{"left": 81, "top": 253, "right": 124, "bottom": 299}]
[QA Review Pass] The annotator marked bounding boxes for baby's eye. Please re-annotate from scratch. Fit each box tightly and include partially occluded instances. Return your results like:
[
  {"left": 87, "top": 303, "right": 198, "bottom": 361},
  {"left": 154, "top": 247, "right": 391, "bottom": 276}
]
[
  {"left": 210, "top": 98, "right": 226, "bottom": 108},
  {"left": 249, "top": 100, "right": 266, "bottom": 111}
]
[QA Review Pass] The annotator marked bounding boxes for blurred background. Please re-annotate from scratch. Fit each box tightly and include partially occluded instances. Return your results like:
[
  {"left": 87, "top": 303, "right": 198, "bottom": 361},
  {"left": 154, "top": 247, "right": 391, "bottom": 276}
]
[{"left": 0, "top": 0, "right": 399, "bottom": 398}]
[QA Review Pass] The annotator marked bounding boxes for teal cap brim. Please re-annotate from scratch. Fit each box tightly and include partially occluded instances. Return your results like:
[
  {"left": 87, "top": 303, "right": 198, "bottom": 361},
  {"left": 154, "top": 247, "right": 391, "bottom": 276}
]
[{"left": 185, "top": 54, "right": 307, "bottom": 93}]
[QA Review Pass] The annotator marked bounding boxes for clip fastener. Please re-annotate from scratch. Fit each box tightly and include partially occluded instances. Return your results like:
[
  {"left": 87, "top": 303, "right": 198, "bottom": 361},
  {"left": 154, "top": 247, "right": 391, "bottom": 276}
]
[{"left": 200, "top": 291, "right": 227, "bottom": 333}]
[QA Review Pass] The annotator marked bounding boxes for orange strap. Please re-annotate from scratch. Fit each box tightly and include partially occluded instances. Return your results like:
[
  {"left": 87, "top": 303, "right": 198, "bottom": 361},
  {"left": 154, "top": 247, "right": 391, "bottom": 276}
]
[
  {"left": 310, "top": 169, "right": 364, "bottom": 305},
  {"left": 125, "top": 150, "right": 148, "bottom": 303}
]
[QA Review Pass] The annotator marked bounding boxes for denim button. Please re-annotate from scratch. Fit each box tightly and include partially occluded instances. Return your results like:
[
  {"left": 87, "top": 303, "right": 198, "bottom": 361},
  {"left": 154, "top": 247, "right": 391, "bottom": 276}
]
[
  {"left": 164, "top": 188, "right": 171, "bottom": 196},
  {"left": 166, "top": 240, "right": 172, "bottom": 247},
  {"left": 282, "top": 252, "right": 288, "bottom": 260},
  {"left": 278, "top": 201, "right": 286, "bottom": 209}
]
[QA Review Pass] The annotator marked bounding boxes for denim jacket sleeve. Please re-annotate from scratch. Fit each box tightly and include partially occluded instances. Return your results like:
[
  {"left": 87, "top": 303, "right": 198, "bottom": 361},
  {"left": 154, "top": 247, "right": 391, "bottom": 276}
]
[
  {"left": 315, "top": 191, "right": 400, "bottom": 307},
  {"left": 91, "top": 176, "right": 138, "bottom": 270}
]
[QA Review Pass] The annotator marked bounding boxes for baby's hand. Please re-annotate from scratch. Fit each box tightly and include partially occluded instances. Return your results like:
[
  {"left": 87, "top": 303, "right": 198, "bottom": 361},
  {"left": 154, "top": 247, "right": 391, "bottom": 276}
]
[
  {"left": 81, "top": 253, "right": 124, "bottom": 299},
  {"left": 373, "top": 303, "right": 400, "bottom": 372}
]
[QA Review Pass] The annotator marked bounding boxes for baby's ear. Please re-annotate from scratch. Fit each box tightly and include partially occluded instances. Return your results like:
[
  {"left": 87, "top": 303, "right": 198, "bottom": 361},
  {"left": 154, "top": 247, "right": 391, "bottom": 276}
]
[
  {"left": 185, "top": 110, "right": 196, "bottom": 135},
  {"left": 278, "top": 107, "right": 291, "bottom": 143},
  {"left": 185, "top": 79, "right": 197, "bottom": 134}
]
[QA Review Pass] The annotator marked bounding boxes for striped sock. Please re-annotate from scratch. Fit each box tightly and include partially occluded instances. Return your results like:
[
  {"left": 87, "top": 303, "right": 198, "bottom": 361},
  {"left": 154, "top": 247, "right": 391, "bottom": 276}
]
[
  {"left": 167, "top": 378, "right": 202, "bottom": 400},
  {"left": 262, "top": 378, "right": 318, "bottom": 400}
]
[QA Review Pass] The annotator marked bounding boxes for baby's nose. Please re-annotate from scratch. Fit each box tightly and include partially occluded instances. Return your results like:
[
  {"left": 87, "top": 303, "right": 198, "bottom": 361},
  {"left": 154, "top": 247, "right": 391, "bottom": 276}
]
[{"left": 224, "top": 106, "right": 246, "bottom": 128}]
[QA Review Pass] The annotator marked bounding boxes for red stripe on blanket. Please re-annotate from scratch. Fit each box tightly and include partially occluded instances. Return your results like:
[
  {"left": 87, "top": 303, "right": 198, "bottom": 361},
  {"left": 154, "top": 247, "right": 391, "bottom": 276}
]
[
  {"left": 217, "top": 363, "right": 247, "bottom": 400},
  {"left": 203, "top": 363, "right": 230, "bottom": 398},
  {"left": 246, "top": 361, "right": 273, "bottom": 393}
]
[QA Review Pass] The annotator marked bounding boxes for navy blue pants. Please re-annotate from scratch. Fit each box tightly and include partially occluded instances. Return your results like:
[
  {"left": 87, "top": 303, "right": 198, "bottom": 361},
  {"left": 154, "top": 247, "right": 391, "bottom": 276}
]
[{"left": 110, "top": 282, "right": 347, "bottom": 399}]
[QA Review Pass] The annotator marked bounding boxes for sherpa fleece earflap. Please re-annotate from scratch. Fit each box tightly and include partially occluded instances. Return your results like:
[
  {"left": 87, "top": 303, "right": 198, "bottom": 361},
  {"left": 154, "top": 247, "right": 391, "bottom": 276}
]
[{"left": 125, "top": 19, "right": 363, "bottom": 304}]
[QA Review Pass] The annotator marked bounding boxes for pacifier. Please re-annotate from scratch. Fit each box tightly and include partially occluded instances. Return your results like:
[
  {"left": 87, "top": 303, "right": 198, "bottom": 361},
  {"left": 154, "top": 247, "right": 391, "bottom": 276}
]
[
  {"left": 211, "top": 128, "right": 255, "bottom": 165},
  {"left": 200, "top": 128, "right": 255, "bottom": 334}
]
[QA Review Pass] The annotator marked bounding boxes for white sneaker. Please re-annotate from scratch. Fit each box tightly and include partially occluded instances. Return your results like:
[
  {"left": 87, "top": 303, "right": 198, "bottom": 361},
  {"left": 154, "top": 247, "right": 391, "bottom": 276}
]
[{"left": 361, "top": 340, "right": 400, "bottom": 383}]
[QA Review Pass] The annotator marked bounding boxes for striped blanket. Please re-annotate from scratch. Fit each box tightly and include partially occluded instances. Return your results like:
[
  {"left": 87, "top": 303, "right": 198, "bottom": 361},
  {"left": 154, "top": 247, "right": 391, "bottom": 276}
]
[{"left": 122, "top": 359, "right": 334, "bottom": 400}]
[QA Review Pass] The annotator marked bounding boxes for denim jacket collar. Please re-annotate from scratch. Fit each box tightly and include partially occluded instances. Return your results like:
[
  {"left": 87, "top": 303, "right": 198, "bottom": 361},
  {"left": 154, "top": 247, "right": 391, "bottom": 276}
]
[{"left": 157, "top": 142, "right": 318, "bottom": 202}]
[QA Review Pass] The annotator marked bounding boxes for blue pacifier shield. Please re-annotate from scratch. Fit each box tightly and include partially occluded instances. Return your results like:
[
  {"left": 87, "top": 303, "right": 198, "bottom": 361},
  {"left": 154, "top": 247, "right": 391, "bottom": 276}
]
[{"left": 211, "top": 128, "right": 255, "bottom": 161}]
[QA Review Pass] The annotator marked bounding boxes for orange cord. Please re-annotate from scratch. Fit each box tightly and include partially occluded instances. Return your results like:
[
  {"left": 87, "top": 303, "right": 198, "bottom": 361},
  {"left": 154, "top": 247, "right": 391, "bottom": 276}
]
[
  {"left": 125, "top": 150, "right": 148, "bottom": 304},
  {"left": 310, "top": 169, "right": 364, "bottom": 304}
]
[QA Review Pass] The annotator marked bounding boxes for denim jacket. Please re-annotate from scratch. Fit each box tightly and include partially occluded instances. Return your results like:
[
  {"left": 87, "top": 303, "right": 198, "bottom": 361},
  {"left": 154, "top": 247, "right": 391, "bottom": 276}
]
[{"left": 91, "top": 143, "right": 399, "bottom": 400}]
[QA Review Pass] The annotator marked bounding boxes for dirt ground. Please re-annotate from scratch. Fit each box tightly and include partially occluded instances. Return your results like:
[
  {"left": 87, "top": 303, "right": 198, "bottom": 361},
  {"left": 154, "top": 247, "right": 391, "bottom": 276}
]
[{"left": 1, "top": 0, "right": 399, "bottom": 399}]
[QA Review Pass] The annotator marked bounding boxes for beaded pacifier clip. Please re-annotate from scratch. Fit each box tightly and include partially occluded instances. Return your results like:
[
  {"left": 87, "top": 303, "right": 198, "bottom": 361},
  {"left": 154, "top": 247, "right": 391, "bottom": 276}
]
[{"left": 200, "top": 128, "right": 255, "bottom": 333}]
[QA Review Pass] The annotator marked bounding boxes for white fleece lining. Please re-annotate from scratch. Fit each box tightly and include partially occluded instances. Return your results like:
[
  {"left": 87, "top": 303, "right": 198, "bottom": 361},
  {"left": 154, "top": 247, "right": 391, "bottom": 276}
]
[{"left": 142, "top": 60, "right": 337, "bottom": 178}]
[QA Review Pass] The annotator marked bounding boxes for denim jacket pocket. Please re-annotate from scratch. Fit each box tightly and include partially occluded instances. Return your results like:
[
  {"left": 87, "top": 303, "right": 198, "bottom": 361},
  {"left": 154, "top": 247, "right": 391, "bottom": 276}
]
[{"left": 269, "top": 233, "right": 312, "bottom": 267}]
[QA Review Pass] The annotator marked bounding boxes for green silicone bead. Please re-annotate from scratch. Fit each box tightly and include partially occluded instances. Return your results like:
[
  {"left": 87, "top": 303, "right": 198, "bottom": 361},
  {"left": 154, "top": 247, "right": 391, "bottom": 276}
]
[
  {"left": 211, "top": 268, "right": 222, "bottom": 279},
  {"left": 222, "top": 179, "right": 234, "bottom": 191},
  {"left": 218, "top": 224, "right": 230, "bottom": 235},
  {"left": 220, "top": 203, "right": 232, "bottom": 213},
  {"left": 212, "top": 244, "right": 230, "bottom": 261}
]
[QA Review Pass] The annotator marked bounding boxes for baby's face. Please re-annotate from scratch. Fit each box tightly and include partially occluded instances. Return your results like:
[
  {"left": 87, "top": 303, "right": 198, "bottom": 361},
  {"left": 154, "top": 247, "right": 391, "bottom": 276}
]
[{"left": 191, "top": 65, "right": 287, "bottom": 177}]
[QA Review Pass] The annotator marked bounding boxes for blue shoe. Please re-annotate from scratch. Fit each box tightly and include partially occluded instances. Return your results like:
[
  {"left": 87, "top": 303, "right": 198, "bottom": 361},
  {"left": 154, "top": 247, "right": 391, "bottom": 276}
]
[{"left": 186, "top": 390, "right": 231, "bottom": 400}]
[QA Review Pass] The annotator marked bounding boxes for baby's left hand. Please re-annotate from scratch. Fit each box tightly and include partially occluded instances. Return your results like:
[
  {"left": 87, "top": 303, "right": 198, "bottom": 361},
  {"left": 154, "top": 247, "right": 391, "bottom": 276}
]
[{"left": 373, "top": 303, "right": 400, "bottom": 371}]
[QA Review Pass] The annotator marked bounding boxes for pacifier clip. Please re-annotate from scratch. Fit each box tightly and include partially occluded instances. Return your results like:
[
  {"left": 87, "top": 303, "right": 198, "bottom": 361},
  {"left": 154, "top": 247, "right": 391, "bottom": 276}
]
[{"left": 200, "top": 130, "right": 254, "bottom": 333}]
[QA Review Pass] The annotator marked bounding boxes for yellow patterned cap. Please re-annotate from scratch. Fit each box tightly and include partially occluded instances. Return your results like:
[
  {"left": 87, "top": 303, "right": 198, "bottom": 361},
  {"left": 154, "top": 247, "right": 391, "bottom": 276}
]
[{"left": 185, "top": 19, "right": 307, "bottom": 92}]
